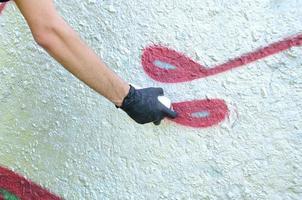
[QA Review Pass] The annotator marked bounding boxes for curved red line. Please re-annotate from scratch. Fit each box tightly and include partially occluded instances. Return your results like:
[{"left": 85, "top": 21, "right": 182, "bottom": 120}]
[
  {"left": 142, "top": 34, "right": 302, "bottom": 83},
  {"left": 0, "top": 166, "right": 61, "bottom": 200}
]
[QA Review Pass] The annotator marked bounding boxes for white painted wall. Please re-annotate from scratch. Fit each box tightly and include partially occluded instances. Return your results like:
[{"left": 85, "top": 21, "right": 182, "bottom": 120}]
[{"left": 0, "top": 0, "right": 301, "bottom": 199}]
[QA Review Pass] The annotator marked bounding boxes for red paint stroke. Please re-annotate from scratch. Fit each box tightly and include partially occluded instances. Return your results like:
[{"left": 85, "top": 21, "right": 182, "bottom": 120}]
[
  {"left": 0, "top": 3, "right": 6, "bottom": 15},
  {"left": 0, "top": 166, "right": 61, "bottom": 200},
  {"left": 142, "top": 33, "right": 302, "bottom": 128},
  {"left": 171, "top": 99, "right": 228, "bottom": 128},
  {"left": 142, "top": 34, "right": 302, "bottom": 83}
]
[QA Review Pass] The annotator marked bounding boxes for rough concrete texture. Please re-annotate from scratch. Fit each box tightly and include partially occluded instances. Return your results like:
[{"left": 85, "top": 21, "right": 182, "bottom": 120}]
[{"left": 0, "top": 0, "right": 302, "bottom": 199}]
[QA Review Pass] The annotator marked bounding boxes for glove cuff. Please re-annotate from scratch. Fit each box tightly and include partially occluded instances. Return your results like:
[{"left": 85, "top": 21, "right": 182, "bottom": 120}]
[{"left": 115, "top": 85, "right": 135, "bottom": 109}]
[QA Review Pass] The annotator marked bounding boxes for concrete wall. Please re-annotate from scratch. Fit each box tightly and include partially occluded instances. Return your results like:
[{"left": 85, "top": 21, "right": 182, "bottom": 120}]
[{"left": 0, "top": 0, "right": 301, "bottom": 199}]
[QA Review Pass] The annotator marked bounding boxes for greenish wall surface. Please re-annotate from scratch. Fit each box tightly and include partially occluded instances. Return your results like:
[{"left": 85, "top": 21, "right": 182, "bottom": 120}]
[{"left": 0, "top": 0, "right": 302, "bottom": 199}]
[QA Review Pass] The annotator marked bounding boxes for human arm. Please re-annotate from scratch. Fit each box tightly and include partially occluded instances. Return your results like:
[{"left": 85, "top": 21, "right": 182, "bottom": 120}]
[
  {"left": 14, "top": 0, "right": 177, "bottom": 124},
  {"left": 14, "top": 0, "right": 129, "bottom": 106}
]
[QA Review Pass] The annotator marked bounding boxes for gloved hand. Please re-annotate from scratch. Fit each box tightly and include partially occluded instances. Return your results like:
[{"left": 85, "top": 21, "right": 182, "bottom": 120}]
[{"left": 116, "top": 85, "right": 178, "bottom": 125}]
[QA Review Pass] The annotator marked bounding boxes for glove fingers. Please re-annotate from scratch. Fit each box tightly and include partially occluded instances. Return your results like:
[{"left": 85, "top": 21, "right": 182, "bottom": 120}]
[
  {"left": 153, "top": 119, "right": 162, "bottom": 125},
  {"left": 161, "top": 105, "right": 178, "bottom": 119},
  {"left": 155, "top": 88, "right": 164, "bottom": 96}
]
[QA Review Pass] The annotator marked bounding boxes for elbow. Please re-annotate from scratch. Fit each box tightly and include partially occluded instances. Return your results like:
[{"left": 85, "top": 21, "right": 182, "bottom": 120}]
[
  {"left": 33, "top": 29, "right": 52, "bottom": 49},
  {"left": 31, "top": 20, "right": 61, "bottom": 50}
]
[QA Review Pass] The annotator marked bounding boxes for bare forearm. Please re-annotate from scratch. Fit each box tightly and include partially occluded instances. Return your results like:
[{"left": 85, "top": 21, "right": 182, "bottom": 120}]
[
  {"left": 40, "top": 18, "right": 129, "bottom": 106},
  {"left": 13, "top": 0, "right": 177, "bottom": 125},
  {"left": 14, "top": 0, "right": 129, "bottom": 106}
]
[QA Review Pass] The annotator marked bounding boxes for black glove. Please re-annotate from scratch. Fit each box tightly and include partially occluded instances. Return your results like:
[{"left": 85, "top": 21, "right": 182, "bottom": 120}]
[{"left": 116, "top": 85, "right": 178, "bottom": 125}]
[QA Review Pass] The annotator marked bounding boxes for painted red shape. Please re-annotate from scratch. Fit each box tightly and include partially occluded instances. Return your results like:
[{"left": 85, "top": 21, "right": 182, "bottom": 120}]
[
  {"left": 171, "top": 99, "right": 228, "bottom": 128},
  {"left": 142, "top": 34, "right": 302, "bottom": 83},
  {"left": 142, "top": 33, "right": 302, "bottom": 128},
  {"left": 0, "top": 166, "right": 61, "bottom": 200},
  {"left": 0, "top": 3, "right": 6, "bottom": 15}
]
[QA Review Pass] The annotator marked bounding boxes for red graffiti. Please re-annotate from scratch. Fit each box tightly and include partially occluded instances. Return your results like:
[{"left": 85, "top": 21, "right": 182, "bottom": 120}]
[
  {"left": 0, "top": 3, "right": 6, "bottom": 15},
  {"left": 171, "top": 99, "right": 228, "bottom": 128},
  {"left": 0, "top": 166, "right": 61, "bottom": 200},
  {"left": 142, "top": 34, "right": 302, "bottom": 83},
  {"left": 142, "top": 33, "right": 302, "bottom": 128}
]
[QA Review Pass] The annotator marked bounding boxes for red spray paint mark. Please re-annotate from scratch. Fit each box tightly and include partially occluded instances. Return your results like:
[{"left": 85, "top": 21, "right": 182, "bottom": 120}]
[
  {"left": 0, "top": 3, "right": 6, "bottom": 15},
  {"left": 171, "top": 99, "right": 228, "bottom": 128},
  {"left": 142, "top": 33, "right": 302, "bottom": 128},
  {"left": 0, "top": 166, "right": 61, "bottom": 200},
  {"left": 142, "top": 34, "right": 302, "bottom": 83}
]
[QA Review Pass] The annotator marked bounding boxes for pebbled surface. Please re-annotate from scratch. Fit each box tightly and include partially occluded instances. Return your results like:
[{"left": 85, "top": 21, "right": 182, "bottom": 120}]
[{"left": 0, "top": 0, "right": 302, "bottom": 199}]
